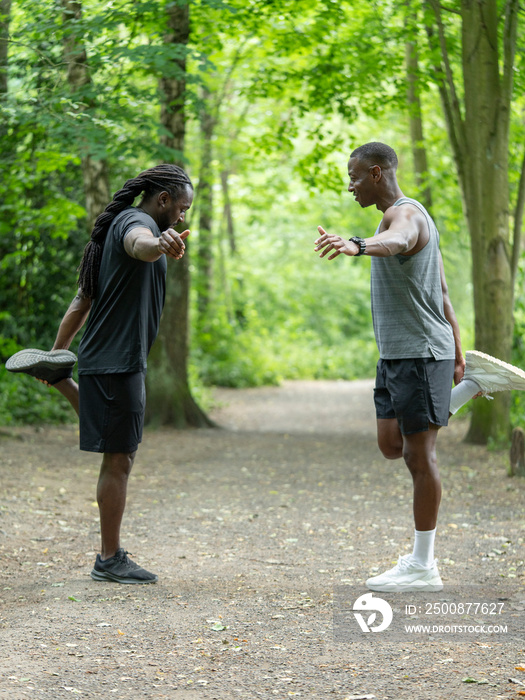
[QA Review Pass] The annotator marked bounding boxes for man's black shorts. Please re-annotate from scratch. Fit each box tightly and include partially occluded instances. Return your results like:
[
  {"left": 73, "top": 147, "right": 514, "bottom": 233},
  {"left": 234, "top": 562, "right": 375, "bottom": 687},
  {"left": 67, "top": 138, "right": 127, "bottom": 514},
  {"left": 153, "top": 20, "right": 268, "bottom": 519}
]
[
  {"left": 374, "top": 358, "right": 454, "bottom": 435},
  {"left": 79, "top": 372, "right": 146, "bottom": 453}
]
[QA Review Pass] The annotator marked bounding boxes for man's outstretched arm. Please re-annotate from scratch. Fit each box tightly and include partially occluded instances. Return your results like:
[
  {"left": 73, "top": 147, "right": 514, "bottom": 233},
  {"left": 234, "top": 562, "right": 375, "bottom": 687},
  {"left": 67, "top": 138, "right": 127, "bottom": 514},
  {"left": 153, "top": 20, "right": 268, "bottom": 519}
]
[{"left": 315, "top": 206, "right": 422, "bottom": 260}]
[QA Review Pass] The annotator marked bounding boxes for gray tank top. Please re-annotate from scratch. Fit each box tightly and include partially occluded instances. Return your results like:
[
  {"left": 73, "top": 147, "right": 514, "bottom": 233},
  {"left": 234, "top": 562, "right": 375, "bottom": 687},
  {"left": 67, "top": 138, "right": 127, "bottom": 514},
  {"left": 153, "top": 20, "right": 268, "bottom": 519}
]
[{"left": 370, "top": 197, "right": 455, "bottom": 360}]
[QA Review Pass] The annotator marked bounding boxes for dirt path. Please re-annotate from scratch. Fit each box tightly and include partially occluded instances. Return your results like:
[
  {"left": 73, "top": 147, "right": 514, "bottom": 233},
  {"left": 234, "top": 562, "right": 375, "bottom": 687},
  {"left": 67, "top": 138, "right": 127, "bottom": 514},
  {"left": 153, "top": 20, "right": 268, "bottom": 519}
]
[{"left": 0, "top": 380, "right": 524, "bottom": 699}]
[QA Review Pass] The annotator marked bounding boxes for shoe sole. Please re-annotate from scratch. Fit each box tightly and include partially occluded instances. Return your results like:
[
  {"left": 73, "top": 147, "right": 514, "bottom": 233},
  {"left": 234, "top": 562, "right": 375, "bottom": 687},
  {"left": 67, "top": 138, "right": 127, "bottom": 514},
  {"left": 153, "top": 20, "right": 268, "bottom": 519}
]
[
  {"left": 6, "top": 348, "right": 77, "bottom": 372},
  {"left": 90, "top": 569, "right": 158, "bottom": 584},
  {"left": 465, "top": 350, "right": 525, "bottom": 388},
  {"left": 366, "top": 579, "right": 443, "bottom": 593}
]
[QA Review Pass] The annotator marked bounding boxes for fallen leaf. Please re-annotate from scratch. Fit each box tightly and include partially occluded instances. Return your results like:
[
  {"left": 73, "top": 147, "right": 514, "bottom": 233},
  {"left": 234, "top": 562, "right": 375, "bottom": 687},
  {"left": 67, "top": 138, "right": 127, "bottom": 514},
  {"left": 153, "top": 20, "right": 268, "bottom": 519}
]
[{"left": 210, "top": 622, "right": 227, "bottom": 631}]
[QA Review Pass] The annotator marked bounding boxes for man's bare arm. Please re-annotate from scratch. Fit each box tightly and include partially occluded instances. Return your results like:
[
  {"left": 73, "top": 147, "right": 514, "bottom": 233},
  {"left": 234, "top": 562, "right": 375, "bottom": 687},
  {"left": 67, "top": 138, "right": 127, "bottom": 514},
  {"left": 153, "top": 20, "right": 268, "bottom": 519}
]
[
  {"left": 315, "top": 207, "right": 422, "bottom": 260},
  {"left": 51, "top": 291, "right": 92, "bottom": 351},
  {"left": 439, "top": 251, "right": 465, "bottom": 384},
  {"left": 124, "top": 226, "right": 189, "bottom": 261}
]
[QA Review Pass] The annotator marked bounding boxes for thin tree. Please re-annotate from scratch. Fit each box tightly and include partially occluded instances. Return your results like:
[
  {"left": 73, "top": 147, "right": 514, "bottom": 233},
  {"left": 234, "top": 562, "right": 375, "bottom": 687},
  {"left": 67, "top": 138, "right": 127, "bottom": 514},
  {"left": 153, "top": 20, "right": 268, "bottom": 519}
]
[
  {"left": 61, "top": 0, "right": 109, "bottom": 230},
  {"left": 196, "top": 85, "right": 215, "bottom": 320},
  {"left": 0, "top": 0, "right": 10, "bottom": 111},
  {"left": 194, "top": 40, "right": 249, "bottom": 322},
  {"left": 405, "top": 39, "right": 433, "bottom": 214}
]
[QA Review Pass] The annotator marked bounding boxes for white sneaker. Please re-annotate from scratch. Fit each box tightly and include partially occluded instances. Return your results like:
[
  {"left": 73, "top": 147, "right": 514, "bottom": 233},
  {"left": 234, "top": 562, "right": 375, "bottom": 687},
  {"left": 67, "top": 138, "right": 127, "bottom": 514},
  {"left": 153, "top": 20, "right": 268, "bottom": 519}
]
[
  {"left": 464, "top": 350, "right": 525, "bottom": 397},
  {"left": 366, "top": 554, "right": 443, "bottom": 592}
]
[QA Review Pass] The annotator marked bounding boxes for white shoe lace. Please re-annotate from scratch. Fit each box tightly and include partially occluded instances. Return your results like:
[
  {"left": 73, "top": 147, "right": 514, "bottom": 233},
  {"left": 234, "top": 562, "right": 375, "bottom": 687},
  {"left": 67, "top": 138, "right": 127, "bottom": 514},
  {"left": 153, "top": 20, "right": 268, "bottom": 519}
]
[{"left": 391, "top": 555, "right": 413, "bottom": 573}]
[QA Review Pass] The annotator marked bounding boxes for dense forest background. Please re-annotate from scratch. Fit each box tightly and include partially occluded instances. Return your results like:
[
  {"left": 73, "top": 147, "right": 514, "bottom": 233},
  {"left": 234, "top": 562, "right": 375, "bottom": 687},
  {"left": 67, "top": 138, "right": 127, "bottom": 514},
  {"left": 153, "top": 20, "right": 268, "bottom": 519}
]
[{"left": 1, "top": 0, "right": 525, "bottom": 444}]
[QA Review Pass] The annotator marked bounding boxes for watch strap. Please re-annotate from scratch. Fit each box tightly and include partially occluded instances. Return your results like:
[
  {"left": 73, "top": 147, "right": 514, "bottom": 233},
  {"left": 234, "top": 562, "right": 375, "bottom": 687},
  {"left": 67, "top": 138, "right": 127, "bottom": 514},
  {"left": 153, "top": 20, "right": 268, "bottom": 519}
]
[{"left": 349, "top": 236, "right": 366, "bottom": 256}]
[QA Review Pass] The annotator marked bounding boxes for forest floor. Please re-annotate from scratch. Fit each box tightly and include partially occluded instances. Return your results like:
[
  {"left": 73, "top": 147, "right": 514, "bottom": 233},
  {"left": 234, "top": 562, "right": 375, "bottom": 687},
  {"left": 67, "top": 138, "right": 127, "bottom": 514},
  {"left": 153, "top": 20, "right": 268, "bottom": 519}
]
[{"left": 0, "top": 379, "right": 524, "bottom": 700}]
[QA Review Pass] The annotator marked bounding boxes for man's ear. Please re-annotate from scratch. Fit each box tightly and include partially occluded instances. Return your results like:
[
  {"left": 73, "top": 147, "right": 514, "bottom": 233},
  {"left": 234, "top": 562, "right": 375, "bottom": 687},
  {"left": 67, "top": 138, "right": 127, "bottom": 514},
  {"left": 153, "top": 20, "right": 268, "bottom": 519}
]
[
  {"left": 370, "top": 165, "right": 382, "bottom": 181},
  {"left": 158, "top": 190, "right": 170, "bottom": 207}
]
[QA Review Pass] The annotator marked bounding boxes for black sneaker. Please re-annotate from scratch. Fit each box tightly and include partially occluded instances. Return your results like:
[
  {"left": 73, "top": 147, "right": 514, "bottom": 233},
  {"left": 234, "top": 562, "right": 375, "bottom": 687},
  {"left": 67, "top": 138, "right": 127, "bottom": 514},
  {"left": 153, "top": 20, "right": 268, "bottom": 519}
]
[
  {"left": 90, "top": 548, "right": 158, "bottom": 584},
  {"left": 5, "top": 348, "right": 77, "bottom": 385}
]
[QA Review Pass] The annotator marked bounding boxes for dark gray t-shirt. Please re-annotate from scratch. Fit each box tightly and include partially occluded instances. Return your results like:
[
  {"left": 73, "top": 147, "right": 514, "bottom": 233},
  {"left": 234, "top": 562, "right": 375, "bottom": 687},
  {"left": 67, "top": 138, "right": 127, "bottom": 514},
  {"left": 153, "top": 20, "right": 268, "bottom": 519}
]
[{"left": 78, "top": 208, "right": 167, "bottom": 375}]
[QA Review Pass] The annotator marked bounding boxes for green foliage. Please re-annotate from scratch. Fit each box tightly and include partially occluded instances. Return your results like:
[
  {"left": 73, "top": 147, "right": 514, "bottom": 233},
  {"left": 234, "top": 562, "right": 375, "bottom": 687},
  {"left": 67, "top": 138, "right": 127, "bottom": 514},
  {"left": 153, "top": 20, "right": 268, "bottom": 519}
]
[
  {"left": 195, "top": 311, "right": 283, "bottom": 388},
  {"left": 0, "top": 338, "right": 73, "bottom": 425},
  {"left": 0, "top": 367, "right": 74, "bottom": 425},
  {"left": 2, "top": 0, "right": 517, "bottom": 428},
  {"left": 192, "top": 171, "right": 379, "bottom": 388}
]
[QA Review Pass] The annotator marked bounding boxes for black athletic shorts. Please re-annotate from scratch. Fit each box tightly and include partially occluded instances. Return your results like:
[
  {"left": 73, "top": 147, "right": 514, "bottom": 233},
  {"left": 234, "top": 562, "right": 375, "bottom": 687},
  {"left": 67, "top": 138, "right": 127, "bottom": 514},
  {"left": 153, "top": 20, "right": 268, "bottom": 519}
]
[
  {"left": 374, "top": 358, "right": 455, "bottom": 435},
  {"left": 79, "top": 372, "right": 146, "bottom": 453}
]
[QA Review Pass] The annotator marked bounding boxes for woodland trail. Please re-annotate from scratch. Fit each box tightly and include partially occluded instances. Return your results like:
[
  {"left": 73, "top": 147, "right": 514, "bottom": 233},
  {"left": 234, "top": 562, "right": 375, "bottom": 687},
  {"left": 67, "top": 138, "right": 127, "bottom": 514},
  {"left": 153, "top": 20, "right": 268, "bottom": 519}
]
[{"left": 0, "top": 379, "right": 524, "bottom": 699}]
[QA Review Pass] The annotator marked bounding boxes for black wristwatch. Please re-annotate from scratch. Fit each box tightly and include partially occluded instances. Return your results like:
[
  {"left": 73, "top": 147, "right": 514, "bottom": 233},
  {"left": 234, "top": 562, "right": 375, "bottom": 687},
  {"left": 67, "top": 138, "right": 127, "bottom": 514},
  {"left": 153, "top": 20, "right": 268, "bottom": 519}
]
[{"left": 349, "top": 236, "right": 366, "bottom": 256}]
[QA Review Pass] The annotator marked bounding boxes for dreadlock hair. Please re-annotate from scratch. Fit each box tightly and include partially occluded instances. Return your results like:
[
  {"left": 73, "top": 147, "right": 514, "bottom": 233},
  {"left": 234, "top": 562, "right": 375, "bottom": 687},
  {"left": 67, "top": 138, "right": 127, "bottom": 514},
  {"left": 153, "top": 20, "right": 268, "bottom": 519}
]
[
  {"left": 77, "top": 164, "right": 193, "bottom": 299},
  {"left": 350, "top": 142, "right": 398, "bottom": 171}
]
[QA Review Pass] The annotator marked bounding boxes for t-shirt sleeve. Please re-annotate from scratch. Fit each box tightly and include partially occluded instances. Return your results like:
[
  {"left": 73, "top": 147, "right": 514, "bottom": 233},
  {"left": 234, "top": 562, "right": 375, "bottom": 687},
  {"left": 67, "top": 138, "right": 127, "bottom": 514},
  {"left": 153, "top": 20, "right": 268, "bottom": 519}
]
[{"left": 111, "top": 210, "right": 159, "bottom": 246}]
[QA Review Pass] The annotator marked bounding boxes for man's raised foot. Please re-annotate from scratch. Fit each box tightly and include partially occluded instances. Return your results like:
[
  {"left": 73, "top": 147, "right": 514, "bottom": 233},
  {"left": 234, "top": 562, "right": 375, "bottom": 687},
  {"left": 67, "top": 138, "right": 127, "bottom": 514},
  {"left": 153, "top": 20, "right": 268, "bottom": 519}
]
[
  {"left": 6, "top": 348, "right": 77, "bottom": 385},
  {"left": 464, "top": 350, "right": 525, "bottom": 397}
]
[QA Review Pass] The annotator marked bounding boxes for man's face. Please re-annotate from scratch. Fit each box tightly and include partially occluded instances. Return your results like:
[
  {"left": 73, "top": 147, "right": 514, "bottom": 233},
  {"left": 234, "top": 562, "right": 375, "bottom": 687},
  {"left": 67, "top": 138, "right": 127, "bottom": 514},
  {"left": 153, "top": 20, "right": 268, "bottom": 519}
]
[
  {"left": 159, "top": 187, "right": 193, "bottom": 231},
  {"left": 347, "top": 157, "right": 375, "bottom": 208}
]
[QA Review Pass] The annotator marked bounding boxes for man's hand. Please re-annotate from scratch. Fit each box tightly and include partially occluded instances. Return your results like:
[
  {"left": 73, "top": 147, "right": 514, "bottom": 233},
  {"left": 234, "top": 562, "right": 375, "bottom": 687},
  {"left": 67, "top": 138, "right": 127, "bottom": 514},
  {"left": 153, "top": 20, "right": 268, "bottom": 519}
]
[
  {"left": 314, "top": 226, "right": 360, "bottom": 260},
  {"left": 455, "top": 355, "right": 482, "bottom": 398},
  {"left": 159, "top": 228, "right": 190, "bottom": 259},
  {"left": 454, "top": 356, "right": 466, "bottom": 386}
]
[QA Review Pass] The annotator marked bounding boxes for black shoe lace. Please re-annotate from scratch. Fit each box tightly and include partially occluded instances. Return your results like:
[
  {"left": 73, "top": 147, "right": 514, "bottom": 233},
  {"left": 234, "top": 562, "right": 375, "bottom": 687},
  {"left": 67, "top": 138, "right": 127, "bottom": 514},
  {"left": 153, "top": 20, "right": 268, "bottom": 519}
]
[{"left": 115, "top": 549, "right": 132, "bottom": 563}]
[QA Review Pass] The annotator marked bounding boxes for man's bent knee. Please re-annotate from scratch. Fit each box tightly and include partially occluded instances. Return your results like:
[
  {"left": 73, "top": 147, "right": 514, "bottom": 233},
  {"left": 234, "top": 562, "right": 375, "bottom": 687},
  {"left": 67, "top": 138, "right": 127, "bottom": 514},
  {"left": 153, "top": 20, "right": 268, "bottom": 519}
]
[
  {"left": 379, "top": 442, "right": 403, "bottom": 460},
  {"left": 377, "top": 419, "right": 403, "bottom": 460}
]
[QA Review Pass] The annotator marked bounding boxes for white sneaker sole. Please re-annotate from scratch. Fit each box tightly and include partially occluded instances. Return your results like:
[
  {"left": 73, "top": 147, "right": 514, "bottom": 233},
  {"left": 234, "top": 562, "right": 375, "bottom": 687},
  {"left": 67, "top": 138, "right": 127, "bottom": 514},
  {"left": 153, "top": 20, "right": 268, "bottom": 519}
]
[
  {"left": 465, "top": 350, "right": 525, "bottom": 392},
  {"left": 366, "top": 578, "right": 443, "bottom": 593}
]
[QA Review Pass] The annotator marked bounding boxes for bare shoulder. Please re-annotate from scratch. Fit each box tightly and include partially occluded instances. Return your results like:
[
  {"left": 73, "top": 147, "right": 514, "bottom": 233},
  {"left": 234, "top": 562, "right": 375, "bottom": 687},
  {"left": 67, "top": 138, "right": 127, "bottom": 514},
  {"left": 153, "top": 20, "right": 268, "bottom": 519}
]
[{"left": 382, "top": 202, "right": 427, "bottom": 237}]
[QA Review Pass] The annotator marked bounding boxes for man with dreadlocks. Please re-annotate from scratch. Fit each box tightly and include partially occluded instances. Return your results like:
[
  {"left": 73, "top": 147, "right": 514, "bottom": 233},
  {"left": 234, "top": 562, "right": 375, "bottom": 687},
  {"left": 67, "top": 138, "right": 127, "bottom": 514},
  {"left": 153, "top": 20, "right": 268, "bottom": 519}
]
[{"left": 7, "top": 164, "right": 194, "bottom": 584}]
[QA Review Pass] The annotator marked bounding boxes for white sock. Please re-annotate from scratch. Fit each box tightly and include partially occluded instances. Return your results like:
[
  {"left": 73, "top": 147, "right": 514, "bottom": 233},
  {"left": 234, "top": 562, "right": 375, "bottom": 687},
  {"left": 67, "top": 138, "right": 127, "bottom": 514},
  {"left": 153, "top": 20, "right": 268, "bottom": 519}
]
[
  {"left": 411, "top": 527, "right": 436, "bottom": 567},
  {"left": 449, "top": 379, "right": 481, "bottom": 414}
]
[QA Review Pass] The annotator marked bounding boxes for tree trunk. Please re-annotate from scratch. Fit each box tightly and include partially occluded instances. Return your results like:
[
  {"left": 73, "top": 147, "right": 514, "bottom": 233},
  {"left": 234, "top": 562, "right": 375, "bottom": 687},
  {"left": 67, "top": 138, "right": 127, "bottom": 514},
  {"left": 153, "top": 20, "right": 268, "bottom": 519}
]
[
  {"left": 196, "top": 87, "right": 215, "bottom": 321},
  {"left": 147, "top": 0, "right": 213, "bottom": 428},
  {"left": 0, "top": 0, "right": 10, "bottom": 104},
  {"left": 460, "top": 0, "right": 513, "bottom": 443},
  {"left": 510, "top": 427, "right": 525, "bottom": 476},
  {"left": 405, "top": 40, "right": 433, "bottom": 214},
  {"left": 426, "top": 0, "right": 518, "bottom": 443},
  {"left": 62, "top": 0, "right": 109, "bottom": 230},
  {"left": 220, "top": 169, "right": 236, "bottom": 254},
  {"left": 82, "top": 156, "right": 110, "bottom": 231},
  {"left": 0, "top": 0, "right": 11, "bottom": 265}
]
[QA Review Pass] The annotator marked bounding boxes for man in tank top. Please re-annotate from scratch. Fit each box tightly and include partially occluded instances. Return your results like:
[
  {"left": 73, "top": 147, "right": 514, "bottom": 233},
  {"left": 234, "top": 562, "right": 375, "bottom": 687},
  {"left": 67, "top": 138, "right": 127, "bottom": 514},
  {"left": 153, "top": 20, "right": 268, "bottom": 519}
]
[{"left": 313, "top": 141, "right": 524, "bottom": 592}]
